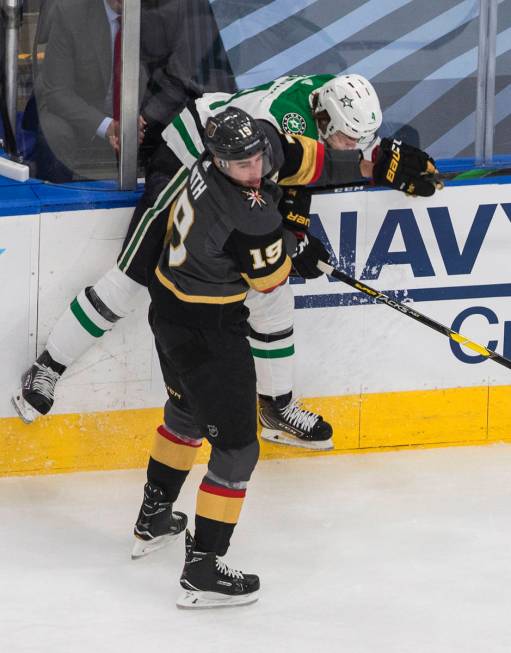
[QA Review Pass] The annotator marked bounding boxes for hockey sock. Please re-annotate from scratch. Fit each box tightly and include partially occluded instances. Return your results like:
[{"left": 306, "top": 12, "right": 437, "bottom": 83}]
[
  {"left": 46, "top": 289, "right": 118, "bottom": 366},
  {"left": 147, "top": 424, "right": 202, "bottom": 501},
  {"left": 249, "top": 326, "right": 294, "bottom": 397},
  {"left": 258, "top": 390, "right": 292, "bottom": 407},
  {"left": 46, "top": 266, "right": 143, "bottom": 367},
  {"left": 194, "top": 476, "right": 247, "bottom": 556}
]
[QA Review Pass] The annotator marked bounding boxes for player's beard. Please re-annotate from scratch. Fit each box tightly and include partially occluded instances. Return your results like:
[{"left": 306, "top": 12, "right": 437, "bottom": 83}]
[{"left": 230, "top": 176, "right": 262, "bottom": 189}]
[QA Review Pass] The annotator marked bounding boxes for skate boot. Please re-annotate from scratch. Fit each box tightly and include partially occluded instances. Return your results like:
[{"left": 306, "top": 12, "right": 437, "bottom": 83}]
[
  {"left": 259, "top": 392, "right": 333, "bottom": 451},
  {"left": 177, "top": 530, "right": 260, "bottom": 609},
  {"left": 132, "top": 482, "right": 187, "bottom": 559},
  {"left": 11, "top": 351, "right": 66, "bottom": 424}
]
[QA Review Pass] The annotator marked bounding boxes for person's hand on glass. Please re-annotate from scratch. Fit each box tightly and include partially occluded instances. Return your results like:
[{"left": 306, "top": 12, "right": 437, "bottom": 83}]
[
  {"left": 107, "top": 116, "right": 146, "bottom": 152},
  {"left": 138, "top": 115, "right": 147, "bottom": 145},
  {"left": 107, "top": 119, "right": 120, "bottom": 151}
]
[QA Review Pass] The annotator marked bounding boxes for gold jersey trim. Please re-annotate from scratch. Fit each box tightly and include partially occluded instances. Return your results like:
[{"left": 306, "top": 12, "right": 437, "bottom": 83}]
[
  {"left": 155, "top": 267, "right": 248, "bottom": 304},
  {"left": 278, "top": 135, "right": 321, "bottom": 186},
  {"left": 242, "top": 256, "right": 291, "bottom": 292}
]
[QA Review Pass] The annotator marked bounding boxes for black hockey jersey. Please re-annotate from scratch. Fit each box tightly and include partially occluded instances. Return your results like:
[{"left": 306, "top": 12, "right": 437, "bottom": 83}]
[{"left": 149, "top": 155, "right": 293, "bottom": 329}]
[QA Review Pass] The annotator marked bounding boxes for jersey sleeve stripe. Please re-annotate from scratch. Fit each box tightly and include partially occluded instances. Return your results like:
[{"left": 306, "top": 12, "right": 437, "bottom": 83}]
[
  {"left": 161, "top": 108, "right": 204, "bottom": 170},
  {"left": 241, "top": 256, "right": 291, "bottom": 292},
  {"left": 179, "top": 108, "right": 205, "bottom": 155},
  {"left": 155, "top": 267, "right": 248, "bottom": 304},
  {"left": 162, "top": 122, "right": 197, "bottom": 170},
  {"left": 173, "top": 114, "right": 201, "bottom": 159},
  {"left": 309, "top": 141, "right": 325, "bottom": 184},
  {"left": 278, "top": 136, "right": 322, "bottom": 186}
]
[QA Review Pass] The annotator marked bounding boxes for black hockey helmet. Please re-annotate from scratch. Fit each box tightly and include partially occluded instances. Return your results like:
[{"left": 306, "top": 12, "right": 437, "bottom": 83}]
[{"left": 204, "top": 107, "right": 273, "bottom": 176}]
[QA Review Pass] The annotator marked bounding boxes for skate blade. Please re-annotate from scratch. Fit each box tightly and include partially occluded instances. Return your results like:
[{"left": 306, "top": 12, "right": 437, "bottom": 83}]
[
  {"left": 176, "top": 589, "right": 259, "bottom": 609},
  {"left": 260, "top": 427, "right": 333, "bottom": 451},
  {"left": 11, "top": 392, "right": 41, "bottom": 425},
  {"left": 131, "top": 532, "right": 182, "bottom": 559}
]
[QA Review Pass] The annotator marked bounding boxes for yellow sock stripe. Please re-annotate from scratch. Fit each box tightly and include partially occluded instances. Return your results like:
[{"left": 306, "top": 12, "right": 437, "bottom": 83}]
[
  {"left": 195, "top": 483, "right": 246, "bottom": 524},
  {"left": 150, "top": 425, "right": 202, "bottom": 471}
]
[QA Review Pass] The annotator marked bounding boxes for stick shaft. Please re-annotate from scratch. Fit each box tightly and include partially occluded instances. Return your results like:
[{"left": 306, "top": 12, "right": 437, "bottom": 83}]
[
  {"left": 317, "top": 164, "right": 511, "bottom": 195},
  {"left": 317, "top": 261, "right": 511, "bottom": 370}
]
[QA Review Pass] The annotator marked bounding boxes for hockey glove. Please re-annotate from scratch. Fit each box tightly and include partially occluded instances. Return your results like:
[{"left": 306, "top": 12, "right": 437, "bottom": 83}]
[
  {"left": 278, "top": 187, "right": 312, "bottom": 233},
  {"left": 372, "top": 138, "right": 439, "bottom": 197},
  {"left": 291, "top": 234, "right": 329, "bottom": 279}
]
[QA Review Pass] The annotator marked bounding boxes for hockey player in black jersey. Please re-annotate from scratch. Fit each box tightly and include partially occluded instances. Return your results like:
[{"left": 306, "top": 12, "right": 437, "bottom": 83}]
[
  {"left": 133, "top": 106, "right": 439, "bottom": 607},
  {"left": 140, "top": 107, "right": 295, "bottom": 608}
]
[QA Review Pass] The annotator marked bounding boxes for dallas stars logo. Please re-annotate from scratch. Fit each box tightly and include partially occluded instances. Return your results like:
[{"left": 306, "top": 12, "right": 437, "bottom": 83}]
[
  {"left": 282, "top": 112, "right": 306, "bottom": 135},
  {"left": 243, "top": 188, "right": 267, "bottom": 209},
  {"left": 340, "top": 95, "right": 353, "bottom": 108}
]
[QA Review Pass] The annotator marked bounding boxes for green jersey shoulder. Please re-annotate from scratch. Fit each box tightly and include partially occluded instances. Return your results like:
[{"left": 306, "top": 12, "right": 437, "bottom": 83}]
[
  {"left": 268, "top": 74, "right": 333, "bottom": 138},
  {"left": 162, "top": 75, "right": 335, "bottom": 168},
  {"left": 196, "top": 74, "right": 334, "bottom": 140}
]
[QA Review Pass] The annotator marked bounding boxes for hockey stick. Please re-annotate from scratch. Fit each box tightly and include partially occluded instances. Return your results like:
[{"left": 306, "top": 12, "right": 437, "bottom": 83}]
[
  {"left": 318, "top": 164, "right": 511, "bottom": 195},
  {"left": 437, "top": 166, "right": 511, "bottom": 182},
  {"left": 317, "top": 260, "right": 511, "bottom": 371},
  {"left": 419, "top": 165, "right": 511, "bottom": 186}
]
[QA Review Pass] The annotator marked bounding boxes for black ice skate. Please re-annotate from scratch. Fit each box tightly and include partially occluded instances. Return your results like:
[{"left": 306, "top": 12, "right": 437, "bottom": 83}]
[
  {"left": 132, "top": 482, "right": 187, "bottom": 559},
  {"left": 259, "top": 393, "right": 333, "bottom": 451},
  {"left": 11, "top": 351, "right": 66, "bottom": 424},
  {"left": 177, "top": 530, "right": 260, "bottom": 609}
]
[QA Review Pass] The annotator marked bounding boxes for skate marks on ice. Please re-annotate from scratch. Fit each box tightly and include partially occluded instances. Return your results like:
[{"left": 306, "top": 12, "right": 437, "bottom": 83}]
[{"left": 3, "top": 447, "right": 511, "bottom": 651}]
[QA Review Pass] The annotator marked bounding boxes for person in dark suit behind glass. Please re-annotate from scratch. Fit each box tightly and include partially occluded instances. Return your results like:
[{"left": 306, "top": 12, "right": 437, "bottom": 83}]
[
  {"left": 35, "top": 0, "right": 134, "bottom": 180},
  {"left": 139, "top": 0, "right": 236, "bottom": 144},
  {"left": 34, "top": 0, "right": 236, "bottom": 181}
]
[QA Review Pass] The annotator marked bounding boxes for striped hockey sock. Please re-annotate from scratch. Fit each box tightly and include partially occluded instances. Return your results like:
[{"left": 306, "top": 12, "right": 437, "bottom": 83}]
[
  {"left": 248, "top": 326, "right": 294, "bottom": 397},
  {"left": 194, "top": 477, "right": 247, "bottom": 556}
]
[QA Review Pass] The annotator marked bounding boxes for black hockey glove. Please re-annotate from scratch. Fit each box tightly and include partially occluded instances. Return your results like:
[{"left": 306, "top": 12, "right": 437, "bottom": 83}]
[
  {"left": 278, "top": 187, "right": 312, "bottom": 233},
  {"left": 372, "top": 138, "right": 439, "bottom": 197},
  {"left": 291, "top": 234, "right": 329, "bottom": 279}
]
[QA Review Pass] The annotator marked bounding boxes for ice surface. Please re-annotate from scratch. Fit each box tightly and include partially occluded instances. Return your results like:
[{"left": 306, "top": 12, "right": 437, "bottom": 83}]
[{"left": 3, "top": 445, "right": 511, "bottom": 653}]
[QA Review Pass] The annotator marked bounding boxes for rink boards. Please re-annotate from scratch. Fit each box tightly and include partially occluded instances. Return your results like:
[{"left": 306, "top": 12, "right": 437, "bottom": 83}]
[{"left": 1, "top": 179, "right": 511, "bottom": 475}]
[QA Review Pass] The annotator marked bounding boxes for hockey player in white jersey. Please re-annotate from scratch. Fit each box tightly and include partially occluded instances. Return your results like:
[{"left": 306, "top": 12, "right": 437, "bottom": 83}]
[{"left": 12, "top": 73, "right": 438, "bottom": 451}]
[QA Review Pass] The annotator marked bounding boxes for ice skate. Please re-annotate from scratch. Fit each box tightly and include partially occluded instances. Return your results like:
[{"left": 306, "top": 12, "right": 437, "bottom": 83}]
[
  {"left": 132, "top": 482, "right": 187, "bottom": 559},
  {"left": 259, "top": 393, "right": 333, "bottom": 450},
  {"left": 177, "top": 530, "right": 259, "bottom": 609},
  {"left": 11, "top": 352, "right": 65, "bottom": 424}
]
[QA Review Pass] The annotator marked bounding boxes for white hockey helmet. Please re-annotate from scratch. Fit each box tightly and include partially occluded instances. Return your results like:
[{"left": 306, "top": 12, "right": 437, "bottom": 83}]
[{"left": 314, "top": 74, "right": 382, "bottom": 145}]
